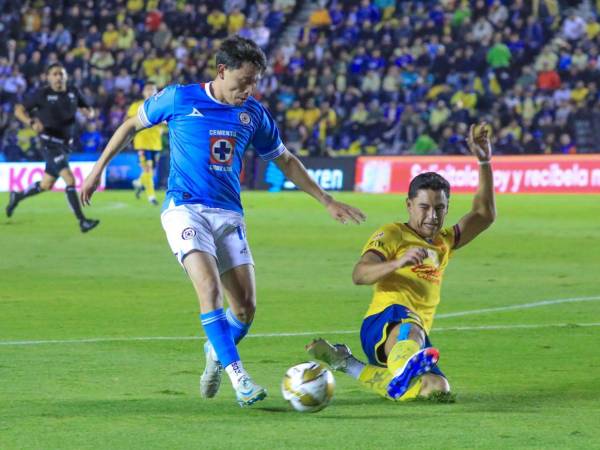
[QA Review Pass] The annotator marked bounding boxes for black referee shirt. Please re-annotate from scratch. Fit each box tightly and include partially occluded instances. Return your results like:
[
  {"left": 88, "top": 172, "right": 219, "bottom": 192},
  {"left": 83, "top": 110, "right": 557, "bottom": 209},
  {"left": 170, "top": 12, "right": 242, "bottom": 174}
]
[{"left": 22, "top": 86, "right": 91, "bottom": 141}]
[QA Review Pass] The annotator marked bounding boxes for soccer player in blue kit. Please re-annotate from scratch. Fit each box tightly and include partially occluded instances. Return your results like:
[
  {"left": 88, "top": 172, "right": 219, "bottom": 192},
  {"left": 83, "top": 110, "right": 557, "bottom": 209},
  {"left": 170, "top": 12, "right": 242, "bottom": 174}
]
[{"left": 81, "top": 36, "right": 366, "bottom": 406}]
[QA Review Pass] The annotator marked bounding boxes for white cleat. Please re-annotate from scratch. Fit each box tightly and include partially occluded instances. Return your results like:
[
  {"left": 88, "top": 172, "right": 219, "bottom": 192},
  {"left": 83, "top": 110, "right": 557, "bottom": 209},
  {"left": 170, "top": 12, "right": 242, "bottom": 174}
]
[
  {"left": 306, "top": 338, "right": 352, "bottom": 372},
  {"left": 200, "top": 341, "right": 223, "bottom": 398},
  {"left": 235, "top": 376, "right": 267, "bottom": 407}
]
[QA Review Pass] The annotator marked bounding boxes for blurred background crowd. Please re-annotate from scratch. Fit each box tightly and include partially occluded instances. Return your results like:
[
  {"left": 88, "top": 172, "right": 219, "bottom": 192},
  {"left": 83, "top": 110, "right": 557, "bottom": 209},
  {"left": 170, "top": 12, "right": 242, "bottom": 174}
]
[{"left": 1, "top": 0, "right": 600, "bottom": 162}]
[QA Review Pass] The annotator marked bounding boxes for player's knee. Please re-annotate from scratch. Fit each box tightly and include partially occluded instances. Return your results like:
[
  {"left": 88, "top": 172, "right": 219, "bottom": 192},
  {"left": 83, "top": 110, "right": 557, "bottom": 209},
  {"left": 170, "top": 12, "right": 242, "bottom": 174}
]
[{"left": 419, "top": 374, "right": 450, "bottom": 396}]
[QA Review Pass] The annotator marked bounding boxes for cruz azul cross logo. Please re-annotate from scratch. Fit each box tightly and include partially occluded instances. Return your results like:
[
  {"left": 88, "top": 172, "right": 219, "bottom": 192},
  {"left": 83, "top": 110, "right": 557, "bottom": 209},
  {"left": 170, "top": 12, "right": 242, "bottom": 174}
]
[{"left": 210, "top": 136, "right": 235, "bottom": 170}]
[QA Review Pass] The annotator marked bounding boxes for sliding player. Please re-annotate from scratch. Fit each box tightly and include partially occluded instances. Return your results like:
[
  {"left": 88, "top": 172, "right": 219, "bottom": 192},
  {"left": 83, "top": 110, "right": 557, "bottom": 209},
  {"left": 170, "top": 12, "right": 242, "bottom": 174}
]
[{"left": 308, "top": 123, "right": 496, "bottom": 401}]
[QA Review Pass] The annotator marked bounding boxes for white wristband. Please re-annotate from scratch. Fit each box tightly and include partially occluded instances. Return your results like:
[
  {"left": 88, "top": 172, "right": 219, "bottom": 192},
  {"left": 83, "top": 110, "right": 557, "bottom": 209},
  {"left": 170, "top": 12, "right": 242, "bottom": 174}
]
[{"left": 478, "top": 160, "right": 491, "bottom": 166}]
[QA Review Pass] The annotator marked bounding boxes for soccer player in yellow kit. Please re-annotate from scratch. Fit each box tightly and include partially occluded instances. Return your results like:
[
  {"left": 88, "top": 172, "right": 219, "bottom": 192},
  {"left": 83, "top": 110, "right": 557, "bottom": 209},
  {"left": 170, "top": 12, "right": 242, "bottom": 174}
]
[
  {"left": 308, "top": 123, "right": 496, "bottom": 401},
  {"left": 127, "top": 82, "right": 164, "bottom": 205}
]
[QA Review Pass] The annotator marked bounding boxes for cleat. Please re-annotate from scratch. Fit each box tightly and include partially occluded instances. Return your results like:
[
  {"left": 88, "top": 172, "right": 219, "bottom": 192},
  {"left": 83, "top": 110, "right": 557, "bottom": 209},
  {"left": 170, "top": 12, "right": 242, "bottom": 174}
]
[
  {"left": 80, "top": 218, "right": 100, "bottom": 233},
  {"left": 133, "top": 179, "right": 144, "bottom": 199},
  {"left": 235, "top": 376, "right": 267, "bottom": 407},
  {"left": 306, "top": 338, "right": 352, "bottom": 372},
  {"left": 200, "top": 341, "right": 223, "bottom": 398},
  {"left": 387, "top": 347, "right": 440, "bottom": 400},
  {"left": 149, "top": 197, "right": 159, "bottom": 206},
  {"left": 6, "top": 191, "right": 22, "bottom": 217}
]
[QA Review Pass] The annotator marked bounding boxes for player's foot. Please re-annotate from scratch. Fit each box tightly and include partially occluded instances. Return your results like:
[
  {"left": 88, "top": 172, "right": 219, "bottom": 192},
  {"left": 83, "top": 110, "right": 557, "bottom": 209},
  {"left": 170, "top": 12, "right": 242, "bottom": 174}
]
[
  {"left": 6, "top": 191, "right": 22, "bottom": 217},
  {"left": 80, "top": 218, "right": 100, "bottom": 233},
  {"left": 149, "top": 197, "right": 159, "bottom": 206},
  {"left": 235, "top": 376, "right": 267, "bottom": 407},
  {"left": 200, "top": 341, "right": 223, "bottom": 398},
  {"left": 306, "top": 338, "right": 352, "bottom": 372},
  {"left": 133, "top": 179, "right": 143, "bottom": 199},
  {"left": 387, "top": 347, "right": 440, "bottom": 400}
]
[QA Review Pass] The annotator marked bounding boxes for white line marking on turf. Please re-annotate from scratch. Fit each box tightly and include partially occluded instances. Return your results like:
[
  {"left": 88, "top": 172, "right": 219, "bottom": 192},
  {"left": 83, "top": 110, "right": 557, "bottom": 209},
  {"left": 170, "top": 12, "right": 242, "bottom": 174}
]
[
  {"left": 435, "top": 295, "right": 600, "bottom": 319},
  {"left": 1, "top": 295, "right": 599, "bottom": 346},
  {"left": 1, "top": 323, "right": 600, "bottom": 347}
]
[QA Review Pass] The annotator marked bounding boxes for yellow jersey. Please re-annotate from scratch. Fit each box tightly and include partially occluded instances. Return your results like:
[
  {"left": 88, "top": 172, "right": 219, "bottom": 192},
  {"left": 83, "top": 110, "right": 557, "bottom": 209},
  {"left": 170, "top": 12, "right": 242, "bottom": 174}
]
[
  {"left": 127, "top": 100, "right": 164, "bottom": 151},
  {"left": 361, "top": 222, "right": 458, "bottom": 333}
]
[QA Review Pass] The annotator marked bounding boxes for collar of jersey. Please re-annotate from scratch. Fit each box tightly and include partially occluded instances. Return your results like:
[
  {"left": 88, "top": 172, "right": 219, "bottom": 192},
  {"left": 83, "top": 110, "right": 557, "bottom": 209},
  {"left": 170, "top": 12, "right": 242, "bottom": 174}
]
[
  {"left": 204, "top": 81, "right": 234, "bottom": 107},
  {"left": 401, "top": 222, "right": 436, "bottom": 244}
]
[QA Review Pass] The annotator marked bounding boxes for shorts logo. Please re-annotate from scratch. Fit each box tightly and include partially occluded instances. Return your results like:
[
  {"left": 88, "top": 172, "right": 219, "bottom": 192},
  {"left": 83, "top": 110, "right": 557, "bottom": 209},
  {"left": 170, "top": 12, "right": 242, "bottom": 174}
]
[
  {"left": 210, "top": 137, "right": 235, "bottom": 165},
  {"left": 181, "top": 227, "right": 197, "bottom": 240},
  {"left": 239, "top": 112, "right": 251, "bottom": 125}
]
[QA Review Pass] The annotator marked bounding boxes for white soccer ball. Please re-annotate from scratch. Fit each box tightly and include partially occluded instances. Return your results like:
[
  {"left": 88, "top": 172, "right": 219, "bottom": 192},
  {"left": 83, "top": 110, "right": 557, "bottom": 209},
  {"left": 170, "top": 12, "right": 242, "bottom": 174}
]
[{"left": 281, "top": 361, "right": 335, "bottom": 413}]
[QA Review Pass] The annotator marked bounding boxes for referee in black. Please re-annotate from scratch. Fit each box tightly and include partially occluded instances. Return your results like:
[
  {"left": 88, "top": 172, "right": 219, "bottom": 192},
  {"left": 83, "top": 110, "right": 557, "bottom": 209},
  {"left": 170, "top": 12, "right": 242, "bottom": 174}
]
[{"left": 7, "top": 63, "right": 99, "bottom": 232}]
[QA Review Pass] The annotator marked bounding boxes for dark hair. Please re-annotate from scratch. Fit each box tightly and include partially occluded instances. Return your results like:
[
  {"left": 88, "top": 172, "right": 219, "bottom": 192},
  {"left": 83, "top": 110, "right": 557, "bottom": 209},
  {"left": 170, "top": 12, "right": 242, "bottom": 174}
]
[
  {"left": 46, "top": 62, "right": 65, "bottom": 74},
  {"left": 408, "top": 172, "right": 451, "bottom": 199},
  {"left": 216, "top": 36, "right": 267, "bottom": 73}
]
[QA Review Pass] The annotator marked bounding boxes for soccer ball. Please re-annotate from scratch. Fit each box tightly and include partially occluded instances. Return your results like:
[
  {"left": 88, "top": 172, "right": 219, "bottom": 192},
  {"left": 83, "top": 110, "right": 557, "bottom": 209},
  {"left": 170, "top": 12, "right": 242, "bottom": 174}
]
[{"left": 281, "top": 361, "right": 335, "bottom": 413}]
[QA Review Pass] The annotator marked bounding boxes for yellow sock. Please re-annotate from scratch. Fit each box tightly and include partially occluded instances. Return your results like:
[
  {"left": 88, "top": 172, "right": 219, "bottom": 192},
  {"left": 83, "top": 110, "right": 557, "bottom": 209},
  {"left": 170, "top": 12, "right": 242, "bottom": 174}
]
[
  {"left": 358, "top": 364, "right": 423, "bottom": 401},
  {"left": 358, "top": 365, "right": 394, "bottom": 399},
  {"left": 387, "top": 340, "right": 420, "bottom": 375},
  {"left": 141, "top": 171, "right": 156, "bottom": 199}
]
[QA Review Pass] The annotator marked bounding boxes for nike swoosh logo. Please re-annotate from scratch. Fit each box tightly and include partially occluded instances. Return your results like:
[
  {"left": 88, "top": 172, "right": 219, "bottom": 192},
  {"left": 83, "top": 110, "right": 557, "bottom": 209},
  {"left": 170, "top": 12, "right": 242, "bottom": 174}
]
[{"left": 187, "top": 107, "right": 204, "bottom": 117}]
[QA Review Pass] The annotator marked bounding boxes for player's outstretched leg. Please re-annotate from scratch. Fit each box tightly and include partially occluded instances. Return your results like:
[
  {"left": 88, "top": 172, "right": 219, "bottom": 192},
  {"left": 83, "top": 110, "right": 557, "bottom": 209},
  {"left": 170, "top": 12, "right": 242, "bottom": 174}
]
[
  {"left": 306, "top": 338, "right": 367, "bottom": 375},
  {"left": 386, "top": 347, "right": 439, "bottom": 399},
  {"left": 200, "top": 340, "right": 223, "bottom": 398},
  {"left": 306, "top": 338, "right": 423, "bottom": 400}
]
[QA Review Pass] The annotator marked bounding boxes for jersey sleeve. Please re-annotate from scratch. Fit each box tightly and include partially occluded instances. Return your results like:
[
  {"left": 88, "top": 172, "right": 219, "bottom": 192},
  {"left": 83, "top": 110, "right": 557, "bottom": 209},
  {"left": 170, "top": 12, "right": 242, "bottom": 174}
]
[
  {"left": 361, "top": 224, "right": 402, "bottom": 261},
  {"left": 251, "top": 103, "right": 285, "bottom": 161},
  {"left": 138, "top": 85, "right": 177, "bottom": 128},
  {"left": 21, "top": 89, "right": 42, "bottom": 112},
  {"left": 75, "top": 87, "right": 92, "bottom": 108}
]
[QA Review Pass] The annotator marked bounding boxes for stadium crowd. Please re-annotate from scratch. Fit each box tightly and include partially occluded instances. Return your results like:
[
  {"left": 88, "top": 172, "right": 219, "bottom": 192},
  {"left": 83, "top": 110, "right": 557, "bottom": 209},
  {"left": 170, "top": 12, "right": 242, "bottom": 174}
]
[{"left": 1, "top": 0, "right": 600, "bottom": 161}]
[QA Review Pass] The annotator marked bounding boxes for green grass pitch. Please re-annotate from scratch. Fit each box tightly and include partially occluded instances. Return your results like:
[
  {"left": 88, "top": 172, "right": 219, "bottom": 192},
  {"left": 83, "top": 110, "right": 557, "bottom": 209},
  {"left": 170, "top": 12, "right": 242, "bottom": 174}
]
[{"left": 1, "top": 191, "right": 599, "bottom": 449}]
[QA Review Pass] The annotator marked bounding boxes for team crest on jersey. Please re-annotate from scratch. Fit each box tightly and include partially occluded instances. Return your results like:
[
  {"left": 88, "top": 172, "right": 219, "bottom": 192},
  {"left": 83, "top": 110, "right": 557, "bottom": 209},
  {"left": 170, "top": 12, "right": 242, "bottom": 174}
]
[
  {"left": 239, "top": 112, "right": 251, "bottom": 125},
  {"left": 209, "top": 136, "right": 235, "bottom": 170},
  {"left": 181, "top": 227, "right": 197, "bottom": 240}
]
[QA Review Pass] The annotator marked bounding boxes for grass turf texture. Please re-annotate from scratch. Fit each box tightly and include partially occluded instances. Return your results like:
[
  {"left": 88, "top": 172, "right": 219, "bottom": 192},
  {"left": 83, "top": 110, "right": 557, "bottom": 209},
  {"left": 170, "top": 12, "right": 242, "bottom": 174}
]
[{"left": 1, "top": 191, "right": 599, "bottom": 449}]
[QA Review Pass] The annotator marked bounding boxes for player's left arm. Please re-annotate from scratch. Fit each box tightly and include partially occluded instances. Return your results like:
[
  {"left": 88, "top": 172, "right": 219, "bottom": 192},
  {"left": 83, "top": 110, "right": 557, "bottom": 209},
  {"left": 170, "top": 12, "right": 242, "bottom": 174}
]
[
  {"left": 274, "top": 149, "right": 366, "bottom": 224},
  {"left": 253, "top": 103, "right": 365, "bottom": 224},
  {"left": 453, "top": 123, "right": 497, "bottom": 250}
]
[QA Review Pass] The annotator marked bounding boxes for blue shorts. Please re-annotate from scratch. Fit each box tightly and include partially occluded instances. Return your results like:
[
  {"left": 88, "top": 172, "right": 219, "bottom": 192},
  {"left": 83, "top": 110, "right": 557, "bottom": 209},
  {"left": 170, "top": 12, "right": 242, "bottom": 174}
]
[
  {"left": 139, "top": 150, "right": 160, "bottom": 166},
  {"left": 360, "top": 304, "right": 445, "bottom": 378}
]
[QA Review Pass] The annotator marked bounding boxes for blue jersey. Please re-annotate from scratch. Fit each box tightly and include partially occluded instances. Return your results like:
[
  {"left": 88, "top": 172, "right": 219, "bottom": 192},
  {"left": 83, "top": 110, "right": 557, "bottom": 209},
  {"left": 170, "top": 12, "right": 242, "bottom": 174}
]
[{"left": 138, "top": 82, "right": 285, "bottom": 213}]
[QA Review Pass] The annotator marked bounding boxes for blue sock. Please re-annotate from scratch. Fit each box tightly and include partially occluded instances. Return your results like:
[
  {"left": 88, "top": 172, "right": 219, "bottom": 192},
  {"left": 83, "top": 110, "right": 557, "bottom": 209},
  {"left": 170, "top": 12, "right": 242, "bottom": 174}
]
[
  {"left": 200, "top": 309, "right": 239, "bottom": 368},
  {"left": 226, "top": 308, "right": 252, "bottom": 344}
]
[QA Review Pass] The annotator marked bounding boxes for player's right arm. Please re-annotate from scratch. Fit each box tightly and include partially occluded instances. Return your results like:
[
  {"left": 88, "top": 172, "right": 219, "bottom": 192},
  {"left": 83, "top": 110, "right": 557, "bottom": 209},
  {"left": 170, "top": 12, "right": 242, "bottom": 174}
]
[
  {"left": 352, "top": 225, "right": 428, "bottom": 285},
  {"left": 352, "top": 248, "right": 428, "bottom": 285},
  {"left": 81, "top": 85, "right": 176, "bottom": 205},
  {"left": 81, "top": 115, "right": 145, "bottom": 205}
]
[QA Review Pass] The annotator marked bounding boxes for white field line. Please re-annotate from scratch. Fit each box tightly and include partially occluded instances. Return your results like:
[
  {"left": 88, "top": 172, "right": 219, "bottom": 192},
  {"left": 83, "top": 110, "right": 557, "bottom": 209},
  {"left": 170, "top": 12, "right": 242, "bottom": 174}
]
[
  {"left": 1, "top": 295, "right": 599, "bottom": 347},
  {"left": 435, "top": 295, "right": 600, "bottom": 319}
]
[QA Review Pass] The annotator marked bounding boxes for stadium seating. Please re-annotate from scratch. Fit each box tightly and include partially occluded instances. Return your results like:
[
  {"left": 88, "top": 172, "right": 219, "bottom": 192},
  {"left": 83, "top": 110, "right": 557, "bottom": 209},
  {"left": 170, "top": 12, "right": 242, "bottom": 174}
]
[{"left": 1, "top": 0, "right": 600, "bottom": 160}]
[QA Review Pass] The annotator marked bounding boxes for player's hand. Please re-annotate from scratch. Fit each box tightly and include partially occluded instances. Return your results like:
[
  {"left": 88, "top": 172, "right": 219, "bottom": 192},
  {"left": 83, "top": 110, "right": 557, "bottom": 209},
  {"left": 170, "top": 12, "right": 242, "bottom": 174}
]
[
  {"left": 31, "top": 118, "right": 44, "bottom": 133},
  {"left": 467, "top": 122, "right": 492, "bottom": 162},
  {"left": 80, "top": 171, "right": 101, "bottom": 206},
  {"left": 325, "top": 198, "right": 366, "bottom": 224},
  {"left": 396, "top": 247, "right": 428, "bottom": 268}
]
